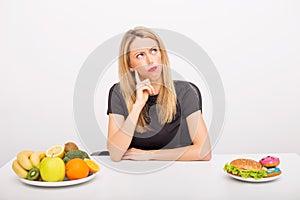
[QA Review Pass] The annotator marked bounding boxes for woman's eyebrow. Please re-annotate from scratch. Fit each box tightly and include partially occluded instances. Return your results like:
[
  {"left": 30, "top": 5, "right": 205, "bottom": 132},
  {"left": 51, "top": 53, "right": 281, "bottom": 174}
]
[
  {"left": 133, "top": 46, "right": 158, "bottom": 56},
  {"left": 133, "top": 50, "right": 144, "bottom": 56}
]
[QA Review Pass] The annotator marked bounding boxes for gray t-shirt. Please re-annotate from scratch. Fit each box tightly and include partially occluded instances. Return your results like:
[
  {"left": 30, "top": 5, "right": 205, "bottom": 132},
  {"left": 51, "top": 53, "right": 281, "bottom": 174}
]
[{"left": 107, "top": 80, "right": 202, "bottom": 150}]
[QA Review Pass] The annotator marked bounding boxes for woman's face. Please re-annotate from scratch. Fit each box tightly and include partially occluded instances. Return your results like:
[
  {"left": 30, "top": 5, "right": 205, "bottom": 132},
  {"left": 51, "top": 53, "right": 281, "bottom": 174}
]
[{"left": 129, "top": 37, "right": 163, "bottom": 83}]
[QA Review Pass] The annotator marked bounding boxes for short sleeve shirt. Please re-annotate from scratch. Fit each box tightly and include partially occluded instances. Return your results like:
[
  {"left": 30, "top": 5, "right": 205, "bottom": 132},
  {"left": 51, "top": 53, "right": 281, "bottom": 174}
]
[{"left": 107, "top": 80, "right": 202, "bottom": 150}]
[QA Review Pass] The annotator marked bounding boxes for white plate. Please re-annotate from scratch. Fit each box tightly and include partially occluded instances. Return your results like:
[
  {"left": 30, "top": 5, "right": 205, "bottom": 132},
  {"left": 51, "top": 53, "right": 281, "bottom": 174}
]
[
  {"left": 226, "top": 172, "right": 281, "bottom": 183},
  {"left": 18, "top": 173, "right": 97, "bottom": 187}
]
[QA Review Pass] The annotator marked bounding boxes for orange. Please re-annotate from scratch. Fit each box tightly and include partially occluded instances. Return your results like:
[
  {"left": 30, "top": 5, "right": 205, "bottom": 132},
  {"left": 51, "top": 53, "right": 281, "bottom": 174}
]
[
  {"left": 84, "top": 158, "right": 100, "bottom": 173},
  {"left": 65, "top": 158, "right": 89, "bottom": 180}
]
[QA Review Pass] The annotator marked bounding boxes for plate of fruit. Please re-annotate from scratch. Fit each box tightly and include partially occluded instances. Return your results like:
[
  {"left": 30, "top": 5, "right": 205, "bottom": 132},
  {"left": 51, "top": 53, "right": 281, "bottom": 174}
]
[{"left": 12, "top": 142, "right": 101, "bottom": 187}]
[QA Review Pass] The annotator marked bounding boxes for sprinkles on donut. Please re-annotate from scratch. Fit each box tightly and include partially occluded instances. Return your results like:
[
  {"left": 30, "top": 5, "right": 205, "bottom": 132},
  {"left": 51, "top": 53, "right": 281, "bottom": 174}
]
[{"left": 259, "top": 156, "right": 282, "bottom": 177}]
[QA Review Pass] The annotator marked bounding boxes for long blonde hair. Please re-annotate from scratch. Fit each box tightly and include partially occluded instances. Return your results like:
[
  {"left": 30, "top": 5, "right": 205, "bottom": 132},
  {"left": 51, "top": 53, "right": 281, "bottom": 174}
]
[{"left": 118, "top": 26, "right": 177, "bottom": 133}]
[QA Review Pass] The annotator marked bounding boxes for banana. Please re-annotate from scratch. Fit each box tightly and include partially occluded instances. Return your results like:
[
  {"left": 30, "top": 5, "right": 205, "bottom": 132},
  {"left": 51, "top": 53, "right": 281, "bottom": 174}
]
[
  {"left": 30, "top": 151, "right": 46, "bottom": 167},
  {"left": 12, "top": 159, "right": 28, "bottom": 178},
  {"left": 17, "top": 150, "right": 34, "bottom": 170}
]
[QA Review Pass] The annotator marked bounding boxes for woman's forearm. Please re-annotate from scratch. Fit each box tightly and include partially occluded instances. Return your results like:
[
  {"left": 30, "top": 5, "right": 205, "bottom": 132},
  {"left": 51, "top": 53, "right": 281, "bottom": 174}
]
[
  {"left": 107, "top": 103, "right": 143, "bottom": 161},
  {"left": 150, "top": 138, "right": 212, "bottom": 161},
  {"left": 150, "top": 145, "right": 211, "bottom": 161}
]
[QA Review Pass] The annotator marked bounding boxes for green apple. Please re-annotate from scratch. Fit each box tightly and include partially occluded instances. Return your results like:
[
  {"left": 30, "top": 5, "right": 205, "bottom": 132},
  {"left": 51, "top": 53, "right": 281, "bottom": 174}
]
[{"left": 40, "top": 157, "right": 65, "bottom": 182}]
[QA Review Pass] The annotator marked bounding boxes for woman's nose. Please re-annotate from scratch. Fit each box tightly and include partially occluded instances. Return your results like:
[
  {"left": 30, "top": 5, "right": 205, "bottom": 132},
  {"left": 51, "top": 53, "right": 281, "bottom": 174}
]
[{"left": 145, "top": 53, "right": 153, "bottom": 64}]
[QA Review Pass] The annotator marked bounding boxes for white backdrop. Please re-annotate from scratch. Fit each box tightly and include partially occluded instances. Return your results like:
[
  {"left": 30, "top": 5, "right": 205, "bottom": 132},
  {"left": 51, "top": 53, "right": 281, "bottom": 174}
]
[{"left": 1, "top": 0, "right": 300, "bottom": 167}]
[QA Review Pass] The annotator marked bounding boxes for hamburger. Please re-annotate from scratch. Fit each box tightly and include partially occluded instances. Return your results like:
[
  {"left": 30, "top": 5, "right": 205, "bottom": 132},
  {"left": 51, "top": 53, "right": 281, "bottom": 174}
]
[{"left": 224, "top": 158, "right": 267, "bottom": 180}]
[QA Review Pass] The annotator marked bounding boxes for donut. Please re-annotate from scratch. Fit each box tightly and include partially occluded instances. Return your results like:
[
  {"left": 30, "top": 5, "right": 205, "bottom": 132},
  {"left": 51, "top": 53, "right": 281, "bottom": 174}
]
[
  {"left": 264, "top": 167, "right": 282, "bottom": 177},
  {"left": 259, "top": 156, "right": 280, "bottom": 167}
]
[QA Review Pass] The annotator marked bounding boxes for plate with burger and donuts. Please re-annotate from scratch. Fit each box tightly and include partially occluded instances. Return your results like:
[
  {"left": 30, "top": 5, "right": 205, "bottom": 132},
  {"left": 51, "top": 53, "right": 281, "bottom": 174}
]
[{"left": 223, "top": 156, "right": 282, "bottom": 183}]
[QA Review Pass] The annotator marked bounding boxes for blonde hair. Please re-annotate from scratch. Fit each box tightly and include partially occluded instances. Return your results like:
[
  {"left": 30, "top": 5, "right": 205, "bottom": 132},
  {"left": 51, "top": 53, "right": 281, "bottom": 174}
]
[{"left": 118, "top": 26, "right": 177, "bottom": 132}]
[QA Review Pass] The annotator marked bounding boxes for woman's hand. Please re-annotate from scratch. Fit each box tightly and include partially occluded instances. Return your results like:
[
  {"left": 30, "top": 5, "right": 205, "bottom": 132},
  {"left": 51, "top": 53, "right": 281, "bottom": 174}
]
[
  {"left": 135, "top": 79, "right": 155, "bottom": 107},
  {"left": 122, "top": 148, "right": 153, "bottom": 161}
]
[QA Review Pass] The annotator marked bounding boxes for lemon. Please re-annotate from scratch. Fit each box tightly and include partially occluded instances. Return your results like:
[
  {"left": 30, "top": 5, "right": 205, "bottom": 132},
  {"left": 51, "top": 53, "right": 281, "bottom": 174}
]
[
  {"left": 40, "top": 157, "right": 65, "bottom": 182},
  {"left": 46, "top": 145, "right": 65, "bottom": 158}
]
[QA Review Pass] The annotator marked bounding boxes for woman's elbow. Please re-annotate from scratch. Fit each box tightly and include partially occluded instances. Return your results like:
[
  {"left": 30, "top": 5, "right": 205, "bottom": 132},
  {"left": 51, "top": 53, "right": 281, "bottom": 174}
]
[
  {"left": 201, "top": 151, "right": 212, "bottom": 161},
  {"left": 108, "top": 149, "right": 122, "bottom": 162},
  {"left": 195, "top": 146, "right": 212, "bottom": 161},
  {"left": 107, "top": 144, "right": 123, "bottom": 162},
  {"left": 110, "top": 155, "right": 122, "bottom": 162}
]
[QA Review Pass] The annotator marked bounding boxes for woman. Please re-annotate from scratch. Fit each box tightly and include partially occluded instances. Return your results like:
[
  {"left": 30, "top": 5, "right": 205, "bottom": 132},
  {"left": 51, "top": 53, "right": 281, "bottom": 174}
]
[{"left": 107, "top": 26, "right": 211, "bottom": 162}]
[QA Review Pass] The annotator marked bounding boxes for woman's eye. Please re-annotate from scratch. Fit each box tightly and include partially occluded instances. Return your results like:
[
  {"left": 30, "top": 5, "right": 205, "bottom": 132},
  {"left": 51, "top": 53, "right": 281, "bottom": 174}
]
[
  {"left": 136, "top": 53, "right": 143, "bottom": 59},
  {"left": 151, "top": 49, "right": 157, "bottom": 54}
]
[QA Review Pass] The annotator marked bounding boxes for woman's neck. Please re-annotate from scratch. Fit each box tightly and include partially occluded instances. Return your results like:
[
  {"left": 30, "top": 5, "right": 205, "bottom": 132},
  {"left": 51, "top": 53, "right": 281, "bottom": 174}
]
[
  {"left": 149, "top": 76, "right": 162, "bottom": 95},
  {"left": 151, "top": 83, "right": 161, "bottom": 95}
]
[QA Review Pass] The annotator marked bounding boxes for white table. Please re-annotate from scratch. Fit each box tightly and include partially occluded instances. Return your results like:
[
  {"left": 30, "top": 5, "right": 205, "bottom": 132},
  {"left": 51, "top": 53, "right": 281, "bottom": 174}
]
[{"left": 1, "top": 153, "right": 299, "bottom": 200}]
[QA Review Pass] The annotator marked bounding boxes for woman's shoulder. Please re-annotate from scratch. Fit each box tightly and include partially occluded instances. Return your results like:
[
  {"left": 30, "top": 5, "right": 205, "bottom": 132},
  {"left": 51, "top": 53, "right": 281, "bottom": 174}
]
[
  {"left": 173, "top": 80, "right": 202, "bottom": 113},
  {"left": 109, "top": 82, "right": 121, "bottom": 92},
  {"left": 108, "top": 82, "right": 122, "bottom": 98},
  {"left": 173, "top": 80, "right": 200, "bottom": 93},
  {"left": 174, "top": 80, "right": 192, "bottom": 88}
]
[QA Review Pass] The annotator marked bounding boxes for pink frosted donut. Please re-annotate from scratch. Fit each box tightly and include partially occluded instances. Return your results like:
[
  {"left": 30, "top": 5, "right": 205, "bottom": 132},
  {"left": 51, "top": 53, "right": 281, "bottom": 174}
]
[{"left": 259, "top": 156, "right": 280, "bottom": 167}]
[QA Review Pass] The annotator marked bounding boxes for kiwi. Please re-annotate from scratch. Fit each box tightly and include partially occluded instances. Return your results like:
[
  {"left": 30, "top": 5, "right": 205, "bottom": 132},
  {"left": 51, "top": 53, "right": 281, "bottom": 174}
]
[
  {"left": 26, "top": 167, "right": 40, "bottom": 181},
  {"left": 64, "top": 142, "right": 79, "bottom": 153}
]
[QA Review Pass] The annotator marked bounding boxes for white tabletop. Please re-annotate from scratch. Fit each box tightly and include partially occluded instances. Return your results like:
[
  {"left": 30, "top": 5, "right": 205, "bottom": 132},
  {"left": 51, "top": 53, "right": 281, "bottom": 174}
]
[{"left": 1, "top": 153, "right": 299, "bottom": 200}]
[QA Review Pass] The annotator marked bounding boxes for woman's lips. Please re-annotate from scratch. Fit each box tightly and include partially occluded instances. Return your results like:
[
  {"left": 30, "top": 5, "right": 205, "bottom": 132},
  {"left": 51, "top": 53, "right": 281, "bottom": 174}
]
[{"left": 148, "top": 66, "right": 157, "bottom": 72}]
